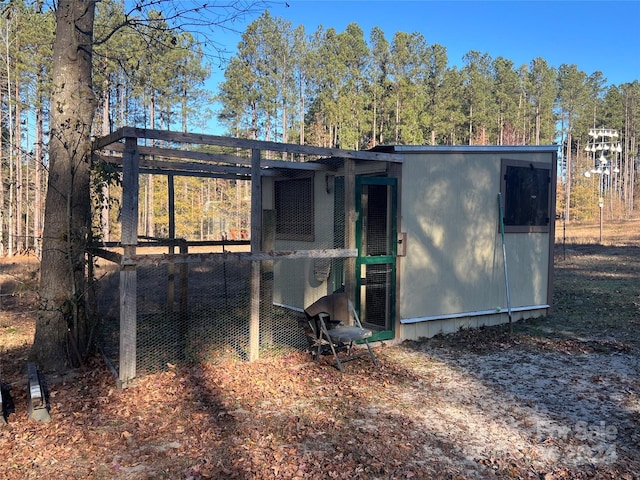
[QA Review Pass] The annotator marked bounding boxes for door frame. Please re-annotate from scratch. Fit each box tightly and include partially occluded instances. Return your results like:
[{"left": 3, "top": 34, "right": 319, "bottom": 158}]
[{"left": 355, "top": 176, "right": 397, "bottom": 342}]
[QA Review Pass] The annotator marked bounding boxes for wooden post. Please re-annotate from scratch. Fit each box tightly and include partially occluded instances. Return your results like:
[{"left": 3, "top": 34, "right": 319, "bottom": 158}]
[
  {"left": 179, "top": 240, "right": 189, "bottom": 315},
  {"left": 178, "top": 240, "right": 189, "bottom": 356},
  {"left": 119, "top": 136, "right": 139, "bottom": 386},
  {"left": 119, "top": 263, "right": 137, "bottom": 386},
  {"left": 167, "top": 174, "right": 175, "bottom": 312},
  {"left": 261, "top": 209, "right": 276, "bottom": 346},
  {"left": 249, "top": 149, "right": 262, "bottom": 361},
  {"left": 344, "top": 158, "right": 356, "bottom": 302}
]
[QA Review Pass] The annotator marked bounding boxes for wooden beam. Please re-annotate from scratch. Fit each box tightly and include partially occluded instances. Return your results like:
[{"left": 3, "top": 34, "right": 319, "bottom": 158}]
[
  {"left": 121, "top": 248, "right": 359, "bottom": 266},
  {"left": 89, "top": 239, "right": 251, "bottom": 249},
  {"left": 116, "top": 155, "right": 254, "bottom": 175},
  {"left": 92, "top": 154, "right": 306, "bottom": 179},
  {"left": 98, "top": 143, "right": 332, "bottom": 171},
  {"left": 95, "top": 127, "right": 404, "bottom": 163},
  {"left": 86, "top": 247, "right": 123, "bottom": 264},
  {"left": 91, "top": 129, "right": 126, "bottom": 150}
]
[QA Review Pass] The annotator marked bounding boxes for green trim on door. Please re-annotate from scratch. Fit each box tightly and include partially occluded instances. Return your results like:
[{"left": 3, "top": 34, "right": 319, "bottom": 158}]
[{"left": 355, "top": 176, "right": 397, "bottom": 342}]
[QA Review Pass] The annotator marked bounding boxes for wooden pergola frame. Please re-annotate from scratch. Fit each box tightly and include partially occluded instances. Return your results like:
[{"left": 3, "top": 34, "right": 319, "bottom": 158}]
[{"left": 91, "top": 127, "right": 403, "bottom": 386}]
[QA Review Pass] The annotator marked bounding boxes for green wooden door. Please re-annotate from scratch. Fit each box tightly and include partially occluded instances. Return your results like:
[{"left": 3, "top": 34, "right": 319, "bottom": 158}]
[{"left": 355, "top": 177, "right": 397, "bottom": 341}]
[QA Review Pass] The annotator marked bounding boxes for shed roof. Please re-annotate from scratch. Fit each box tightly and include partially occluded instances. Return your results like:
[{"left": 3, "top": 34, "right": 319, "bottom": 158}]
[{"left": 372, "top": 144, "right": 559, "bottom": 154}]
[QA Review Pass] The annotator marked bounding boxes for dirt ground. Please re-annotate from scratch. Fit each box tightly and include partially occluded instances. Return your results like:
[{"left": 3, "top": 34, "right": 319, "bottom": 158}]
[{"left": 1, "top": 221, "right": 639, "bottom": 479}]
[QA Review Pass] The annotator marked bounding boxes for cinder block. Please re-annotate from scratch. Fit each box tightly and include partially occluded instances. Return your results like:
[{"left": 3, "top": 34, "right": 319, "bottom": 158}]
[{"left": 27, "top": 363, "right": 51, "bottom": 422}]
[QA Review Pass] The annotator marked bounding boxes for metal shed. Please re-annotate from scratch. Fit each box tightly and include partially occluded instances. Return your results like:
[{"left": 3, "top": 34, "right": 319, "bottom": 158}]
[{"left": 270, "top": 144, "right": 558, "bottom": 342}]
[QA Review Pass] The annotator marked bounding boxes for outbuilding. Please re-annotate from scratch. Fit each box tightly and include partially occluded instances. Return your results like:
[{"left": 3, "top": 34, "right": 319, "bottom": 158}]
[
  {"left": 268, "top": 144, "right": 557, "bottom": 341},
  {"left": 91, "top": 129, "right": 557, "bottom": 384}
]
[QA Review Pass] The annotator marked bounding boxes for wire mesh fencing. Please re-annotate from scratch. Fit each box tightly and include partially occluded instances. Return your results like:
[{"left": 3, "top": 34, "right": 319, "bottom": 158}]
[
  {"left": 93, "top": 254, "right": 318, "bottom": 378},
  {"left": 90, "top": 163, "right": 352, "bottom": 383}
]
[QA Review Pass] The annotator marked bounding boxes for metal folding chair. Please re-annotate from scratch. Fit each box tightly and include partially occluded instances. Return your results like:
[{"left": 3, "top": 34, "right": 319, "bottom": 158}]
[{"left": 304, "top": 293, "right": 378, "bottom": 372}]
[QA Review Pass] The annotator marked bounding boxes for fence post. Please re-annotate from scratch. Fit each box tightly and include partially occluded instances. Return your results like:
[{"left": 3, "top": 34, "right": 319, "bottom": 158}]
[
  {"left": 249, "top": 149, "right": 262, "bottom": 361},
  {"left": 344, "top": 159, "right": 356, "bottom": 302},
  {"left": 179, "top": 240, "right": 189, "bottom": 356},
  {"left": 167, "top": 175, "right": 175, "bottom": 312},
  {"left": 119, "top": 136, "right": 139, "bottom": 386},
  {"left": 261, "top": 210, "right": 276, "bottom": 347}
]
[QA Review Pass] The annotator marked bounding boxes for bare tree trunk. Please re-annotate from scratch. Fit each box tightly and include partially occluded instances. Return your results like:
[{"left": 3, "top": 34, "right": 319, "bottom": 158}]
[
  {"left": 15, "top": 81, "right": 23, "bottom": 253},
  {"left": 372, "top": 90, "right": 377, "bottom": 147},
  {"left": 520, "top": 93, "right": 527, "bottom": 144},
  {"left": 8, "top": 117, "right": 14, "bottom": 256},
  {"left": 299, "top": 77, "right": 305, "bottom": 145},
  {"left": 624, "top": 94, "right": 635, "bottom": 217},
  {"left": 100, "top": 80, "right": 110, "bottom": 241},
  {"left": 181, "top": 88, "right": 188, "bottom": 134},
  {"left": 6, "top": 22, "right": 14, "bottom": 257},
  {"left": 32, "top": 0, "right": 96, "bottom": 372},
  {"left": 468, "top": 104, "right": 473, "bottom": 145},
  {"left": 535, "top": 104, "right": 541, "bottom": 146},
  {"left": 565, "top": 130, "right": 573, "bottom": 222},
  {"left": 395, "top": 94, "right": 400, "bottom": 144},
  {"left": 630, "top": 135, "right": 636, "bottom": 215},
  {"left": 281, "top": 99, "right": 287, "bottom": 159},
  {"left": 35, "top": 96, "right": 44, "bottom": 257}
]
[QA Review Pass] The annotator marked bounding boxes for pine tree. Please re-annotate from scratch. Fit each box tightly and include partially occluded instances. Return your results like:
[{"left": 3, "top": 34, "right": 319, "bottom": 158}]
[
  {"left": 491, "top": 57, "right": 520, "bottom": 145},
  {"left": 389, "top": 31, "right": 426, "bottom": 144},
  {"left": 462, "top": 50, "right": 493, "bottom": 144},
  {"left": 556, "top": 64, "right": 590, "bottom": 222},
  {"left": 421, "top": 43, "right": 449, "bottom": 145},
  {"left": 366, "top": 26, "right": 391, "bottom": 147}
]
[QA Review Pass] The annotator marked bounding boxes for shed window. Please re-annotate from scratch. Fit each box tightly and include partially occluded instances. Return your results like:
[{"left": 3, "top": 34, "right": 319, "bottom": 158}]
[
  {"left": 500, "top": 159, "right": 551, "bottom": 233},
  {"left": 275, "top": 176, "right": 314, "bottom": 241}
]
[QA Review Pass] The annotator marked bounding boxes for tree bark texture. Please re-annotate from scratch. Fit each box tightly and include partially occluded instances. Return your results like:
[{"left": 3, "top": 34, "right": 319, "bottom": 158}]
[{"left": 31, "top": 0, "right": 96, "bottom": 372}]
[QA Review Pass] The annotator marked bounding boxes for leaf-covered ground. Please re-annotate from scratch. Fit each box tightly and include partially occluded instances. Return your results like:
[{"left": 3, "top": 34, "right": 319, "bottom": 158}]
[{"left": 1, "top": 243, "right": 639, "bottom": 479}]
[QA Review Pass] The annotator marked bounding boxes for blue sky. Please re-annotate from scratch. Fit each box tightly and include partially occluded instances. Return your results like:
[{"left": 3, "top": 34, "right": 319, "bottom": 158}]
[{"left": 203, "top": 0, "right": 639, "bottom": 133}]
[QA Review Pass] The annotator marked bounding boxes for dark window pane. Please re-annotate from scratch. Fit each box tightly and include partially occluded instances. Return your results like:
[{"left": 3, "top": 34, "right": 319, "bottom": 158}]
[{"left": 502, "top": 161, "right": 551, "bottom": 232}]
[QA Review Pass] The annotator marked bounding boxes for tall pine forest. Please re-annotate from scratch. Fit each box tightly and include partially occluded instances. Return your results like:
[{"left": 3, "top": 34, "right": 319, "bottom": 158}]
[{"left": 1, "top": 4, "right": 639, "bottom": 256}]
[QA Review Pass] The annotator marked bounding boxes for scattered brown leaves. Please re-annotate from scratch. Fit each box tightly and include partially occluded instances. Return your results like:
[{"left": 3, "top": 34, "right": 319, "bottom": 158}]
[{"left": 1, "top": 242, "right": 640, "bottom": 479}]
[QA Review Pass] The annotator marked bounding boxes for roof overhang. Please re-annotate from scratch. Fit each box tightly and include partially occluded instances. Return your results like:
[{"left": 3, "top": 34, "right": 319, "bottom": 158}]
[{"left": 92, "top": 127, "right": 404, "bottom": 180}]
